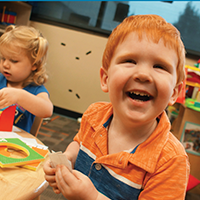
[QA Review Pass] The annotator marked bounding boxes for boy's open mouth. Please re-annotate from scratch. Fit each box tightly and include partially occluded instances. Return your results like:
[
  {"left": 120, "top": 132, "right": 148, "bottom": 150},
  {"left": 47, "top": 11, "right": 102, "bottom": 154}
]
[{"left": 127, "top": 91, "right": 153, "bottom": 101}]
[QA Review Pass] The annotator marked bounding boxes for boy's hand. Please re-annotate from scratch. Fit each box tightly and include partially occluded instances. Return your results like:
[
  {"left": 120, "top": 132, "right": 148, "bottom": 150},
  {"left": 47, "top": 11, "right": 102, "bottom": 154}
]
[
  {"left": 49, "top": 151, "right": 72, "bottom": 171},
  {"left": 43, "top": 160, "right": 61, "bottom": 194},
  {"left": 56, "top": 165, "right": 99, "bottom": 200}
]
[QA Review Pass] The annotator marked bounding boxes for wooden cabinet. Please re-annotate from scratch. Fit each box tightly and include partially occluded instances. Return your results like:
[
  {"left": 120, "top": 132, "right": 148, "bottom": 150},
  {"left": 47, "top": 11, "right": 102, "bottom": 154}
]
[
  {"left": 171, "top": 104, "right": 200, "bottom": 195},
  {"left": 0, "top": 2, "right": 32, "bottom": 34}
]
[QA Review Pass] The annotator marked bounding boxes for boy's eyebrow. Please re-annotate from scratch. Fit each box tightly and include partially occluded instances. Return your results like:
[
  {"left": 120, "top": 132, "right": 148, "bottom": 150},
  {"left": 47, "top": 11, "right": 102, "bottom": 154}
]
[{"left": 115, "top": 53, "right": 137, "bottom": 61}]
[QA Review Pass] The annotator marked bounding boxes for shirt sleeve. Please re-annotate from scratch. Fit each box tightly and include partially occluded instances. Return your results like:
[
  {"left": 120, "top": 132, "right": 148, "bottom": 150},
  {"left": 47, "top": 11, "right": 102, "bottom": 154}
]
[
  {"left": 73, "top": 103, "right": 98, "bottom": 144},
  {"left": 139, "top": 155, "right": 190, "bottom": 200},
  {"left": 24, "top": 84, "right": 49, "bottom": 96},
  {"left": 73, "top": 105, "right": 91, "bottom": 144}
]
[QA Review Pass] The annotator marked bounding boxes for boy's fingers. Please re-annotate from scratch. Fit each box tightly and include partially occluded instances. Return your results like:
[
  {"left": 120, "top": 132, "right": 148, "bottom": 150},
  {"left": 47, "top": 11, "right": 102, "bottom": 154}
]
[
  {"left": 52, "top": 187, "right": 61, "bottom": 194},
  {"left": 72, "top": 169, "right": 86, "bottom": 179},
  {"left": 56, "top": 165, "right": 74, "bottom": 190},
  {"left": 44, "top": 174, "right": 56, "bottom": 182},
  {"left": 49, "top": 182, "right": 57, "bottom": 187},
  {"left": 43, "top": 160, "right": 56, "bottom": 175},
  {"left": 59, "top": 165, "right": 78, "bottom": 184}
]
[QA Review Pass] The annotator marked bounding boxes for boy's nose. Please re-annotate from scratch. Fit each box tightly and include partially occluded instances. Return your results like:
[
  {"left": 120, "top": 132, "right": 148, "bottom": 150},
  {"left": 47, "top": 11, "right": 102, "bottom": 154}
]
[{"left": 132, "top": 66, "right": 153, "bottom": 83}]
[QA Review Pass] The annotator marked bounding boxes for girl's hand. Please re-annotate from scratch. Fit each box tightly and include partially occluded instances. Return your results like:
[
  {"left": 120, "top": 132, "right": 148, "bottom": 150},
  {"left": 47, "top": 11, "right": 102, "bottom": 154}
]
[
  {"left": 56, "top": 165, "right": 99, "bottom": 200},
  {"left": 0, "top": 87, "right": 53, "bottom": 118},
  {"left": 43, "top": 160, "right": 61, "bottom": 194},
  {"left": 0, "top": 88, "right": 19, "bottom": 108}
]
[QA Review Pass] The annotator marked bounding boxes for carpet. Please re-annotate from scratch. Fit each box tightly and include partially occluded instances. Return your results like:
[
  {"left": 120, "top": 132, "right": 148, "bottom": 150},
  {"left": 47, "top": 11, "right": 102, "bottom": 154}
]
[
  {"left": 37, "top": 113, "right": 80, "bottom": 200},
  {"left": 37, "top": 113, "right": 80, "bottom": 152}
]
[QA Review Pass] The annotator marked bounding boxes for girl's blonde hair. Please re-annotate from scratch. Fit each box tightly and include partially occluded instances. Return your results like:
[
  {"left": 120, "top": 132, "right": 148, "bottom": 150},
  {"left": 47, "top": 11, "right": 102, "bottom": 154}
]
[
  {"left": 102, "top": 14, "right": 186, "bottom": 85},
  {"left": 0, "top": 25, "right": 48, "bottom": 87}
]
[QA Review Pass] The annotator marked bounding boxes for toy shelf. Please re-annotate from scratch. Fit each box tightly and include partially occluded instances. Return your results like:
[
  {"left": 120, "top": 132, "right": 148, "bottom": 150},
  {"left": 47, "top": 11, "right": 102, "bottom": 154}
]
[
  {"left": 186, "top": 81, "right": 200, "bottom": 88},
  {"left": 0, "top": 2, "right": 32, "bottom": 35},
  {"left": 185, "top": 65, "right": 200, "bottom": 88},
  {"left": 185, "top": 65, "right": 200, "bottom": 72}
]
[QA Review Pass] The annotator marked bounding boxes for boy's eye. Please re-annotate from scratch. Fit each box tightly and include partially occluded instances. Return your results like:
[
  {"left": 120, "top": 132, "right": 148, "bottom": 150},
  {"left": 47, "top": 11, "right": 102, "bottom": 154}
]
[
  {"left": 125, "top": 59, "right": 136, "bottom": 64},
  {"left": 154, "top": 65, "right": 164, "bottom": 70}
]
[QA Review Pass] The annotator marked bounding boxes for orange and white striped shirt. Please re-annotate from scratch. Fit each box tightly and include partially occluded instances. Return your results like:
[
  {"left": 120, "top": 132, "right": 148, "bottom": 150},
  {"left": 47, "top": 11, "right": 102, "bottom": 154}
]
[{"left": 74, "top": 102, "right": 190, "bottom": 200}]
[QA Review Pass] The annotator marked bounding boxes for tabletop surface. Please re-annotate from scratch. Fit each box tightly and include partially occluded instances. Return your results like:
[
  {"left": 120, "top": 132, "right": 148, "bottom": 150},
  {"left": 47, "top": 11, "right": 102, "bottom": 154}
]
[{"left": 0, "top": 129, "right": 49, "bottom": 200}]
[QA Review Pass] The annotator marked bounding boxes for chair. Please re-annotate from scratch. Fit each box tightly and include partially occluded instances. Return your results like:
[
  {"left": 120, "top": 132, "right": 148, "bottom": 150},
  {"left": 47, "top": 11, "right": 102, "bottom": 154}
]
[{"left": 30, "top": 116, "right": 43, "bottom": 137}]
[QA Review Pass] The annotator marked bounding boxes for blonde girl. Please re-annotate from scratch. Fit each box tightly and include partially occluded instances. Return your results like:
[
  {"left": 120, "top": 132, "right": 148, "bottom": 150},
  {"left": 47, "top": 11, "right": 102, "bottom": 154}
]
[{"left": 0, "top": 25, "right": 53, "bottom": 132}]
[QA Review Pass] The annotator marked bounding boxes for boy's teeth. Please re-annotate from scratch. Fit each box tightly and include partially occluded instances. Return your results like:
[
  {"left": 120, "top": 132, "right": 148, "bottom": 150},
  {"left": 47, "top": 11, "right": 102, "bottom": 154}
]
[{"left": 130, "top": 91, "right": 149, "bottom": 97}]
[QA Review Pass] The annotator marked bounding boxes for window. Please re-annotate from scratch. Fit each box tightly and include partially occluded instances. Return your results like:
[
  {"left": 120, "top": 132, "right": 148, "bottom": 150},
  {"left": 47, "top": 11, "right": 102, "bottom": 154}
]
[{"left": 29, "top": 1, "right": 200, "bottom": 57}]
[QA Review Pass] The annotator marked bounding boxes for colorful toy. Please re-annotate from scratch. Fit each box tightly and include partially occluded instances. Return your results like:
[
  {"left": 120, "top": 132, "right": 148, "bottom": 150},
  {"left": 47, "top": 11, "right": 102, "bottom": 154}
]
[
  {"left": 0, "top": 105, "right": 16, "bottom": 131},
  {"left": 194, "top": 59, "right": 200, "bottom": 68},
  {"left": 187, "top": 174, "right": 200, "bottom": 191},
  {"left": 0, "top": 138, "right": 45, "bottom": 168},
  {"left": 185, "top": 98, "right": 200, "bottom": 112},
  {"left": 0, "top": 6, "right": 17, "bottom": 25},
  {"left": 185, "top": 65, "right": 200, "bottom": 101},
  {"left": 23, "top": 147, "right": 49, "bottom": 171}
]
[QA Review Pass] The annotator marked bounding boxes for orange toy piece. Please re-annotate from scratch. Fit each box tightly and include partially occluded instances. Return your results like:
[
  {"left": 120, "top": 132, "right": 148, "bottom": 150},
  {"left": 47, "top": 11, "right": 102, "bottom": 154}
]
[{"left": 0, "top": 146, "right": 10, "bottom": 157}]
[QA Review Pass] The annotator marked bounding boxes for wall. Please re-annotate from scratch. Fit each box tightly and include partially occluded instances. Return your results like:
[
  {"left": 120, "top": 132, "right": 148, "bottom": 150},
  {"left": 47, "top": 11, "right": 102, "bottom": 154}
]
[
  {"left": 30, "top": 21, "right": 197, "bottom": 114},
  {"left": 30, "top": 21, "right": 109, "bottom": 114}
]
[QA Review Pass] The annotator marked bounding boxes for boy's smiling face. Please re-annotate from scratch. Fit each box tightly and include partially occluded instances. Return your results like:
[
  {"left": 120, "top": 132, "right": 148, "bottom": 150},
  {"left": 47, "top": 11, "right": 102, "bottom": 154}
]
[{"left": 100, "top": 32, "right": 181, "bottom": 126}]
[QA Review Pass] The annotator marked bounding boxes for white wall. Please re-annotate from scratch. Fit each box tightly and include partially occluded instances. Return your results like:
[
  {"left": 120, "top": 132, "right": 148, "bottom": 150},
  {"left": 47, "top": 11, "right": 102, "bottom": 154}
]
[
  {"left": 30, "top": 21, "right": 196, "bottom": 114},
  {"left": 30, "top": 21, "right": 110, "bottom": 114}
]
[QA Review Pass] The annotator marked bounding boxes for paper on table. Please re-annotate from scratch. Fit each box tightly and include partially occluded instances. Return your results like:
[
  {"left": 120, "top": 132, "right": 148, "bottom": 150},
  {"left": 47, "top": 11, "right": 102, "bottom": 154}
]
[
  {"left": 0, "top": 131, "right": 21, "bottom": 138},
  {"left": 0, "top": 131, "right": 48, "bottom": 150},
  {"left": 12, "top": 126, "right": 21, "bottom": 132}
]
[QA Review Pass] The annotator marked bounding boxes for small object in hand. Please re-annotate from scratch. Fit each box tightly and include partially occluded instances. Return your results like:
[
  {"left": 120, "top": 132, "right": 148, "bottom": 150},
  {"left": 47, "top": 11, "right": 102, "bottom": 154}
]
[{"left": 49, "top": 151, "right": 72, "bottom": 172}]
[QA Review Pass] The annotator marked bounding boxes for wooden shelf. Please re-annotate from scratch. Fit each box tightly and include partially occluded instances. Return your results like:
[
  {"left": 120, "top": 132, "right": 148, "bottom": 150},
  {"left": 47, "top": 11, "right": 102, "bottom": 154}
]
[{"left": 0, "top": 2, "right": 32, "bottom": 32}]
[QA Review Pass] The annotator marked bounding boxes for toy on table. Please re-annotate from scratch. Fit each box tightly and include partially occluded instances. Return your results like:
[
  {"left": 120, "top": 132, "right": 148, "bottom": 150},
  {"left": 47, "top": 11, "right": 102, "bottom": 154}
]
[
  {"left": 0, "top": 138, "right": 45, "bottom": 168},
  {"left": 22, "top": 147, "right": 49, "bottom": 171},
  {"left": 0, "top": 105, "right": 16, "bottom": 131}
]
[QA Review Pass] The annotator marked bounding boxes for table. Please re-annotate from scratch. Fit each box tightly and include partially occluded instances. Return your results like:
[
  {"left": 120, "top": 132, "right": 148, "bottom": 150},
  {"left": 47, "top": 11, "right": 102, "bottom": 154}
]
[{"left": 0, "top": 129, "right": 49, "bottom": 200}]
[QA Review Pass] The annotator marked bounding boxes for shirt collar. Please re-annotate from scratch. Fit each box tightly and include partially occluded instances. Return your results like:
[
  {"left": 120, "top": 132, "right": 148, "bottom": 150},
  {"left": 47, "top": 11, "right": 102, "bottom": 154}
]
[
  {"left": 128, "top": 111, "right": 171, "bottom": 173},
  {"left": 88, "top": 103, "right": 171, "bottom": 173}
]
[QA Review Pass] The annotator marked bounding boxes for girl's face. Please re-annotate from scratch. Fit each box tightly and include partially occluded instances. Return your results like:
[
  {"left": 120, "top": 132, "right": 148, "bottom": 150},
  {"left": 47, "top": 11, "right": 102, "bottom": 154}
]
[
  {"left": 100, "top": 32, "right": 181, "bottom": 128},
  {"left": 0, "top": 46, "right": 36, "bottom": 88}
]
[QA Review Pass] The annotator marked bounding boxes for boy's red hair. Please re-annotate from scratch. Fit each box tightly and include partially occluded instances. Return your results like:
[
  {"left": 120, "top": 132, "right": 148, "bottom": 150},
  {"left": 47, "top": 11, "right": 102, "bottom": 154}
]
[{"left": 102, "top": 14, "right": 185, "bottom": 85}]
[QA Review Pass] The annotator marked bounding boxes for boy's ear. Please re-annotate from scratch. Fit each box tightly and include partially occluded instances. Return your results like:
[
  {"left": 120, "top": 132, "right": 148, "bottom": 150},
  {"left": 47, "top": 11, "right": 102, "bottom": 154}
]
[
  {"left": 168, "top": 82, "right": 183, "bottom": 106},
  {"left": 100, "top": 66, "right": 109, "bottom": 93}
]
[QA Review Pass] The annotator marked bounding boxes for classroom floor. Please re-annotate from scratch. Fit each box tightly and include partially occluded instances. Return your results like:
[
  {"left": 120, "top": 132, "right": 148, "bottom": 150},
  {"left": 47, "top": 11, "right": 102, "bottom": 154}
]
[
  {"left": 37, "top": 113, "right": 80, "bottom": 200},
  {"left": 37, "top": 113, "right": 200, "bottom": 200}
]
